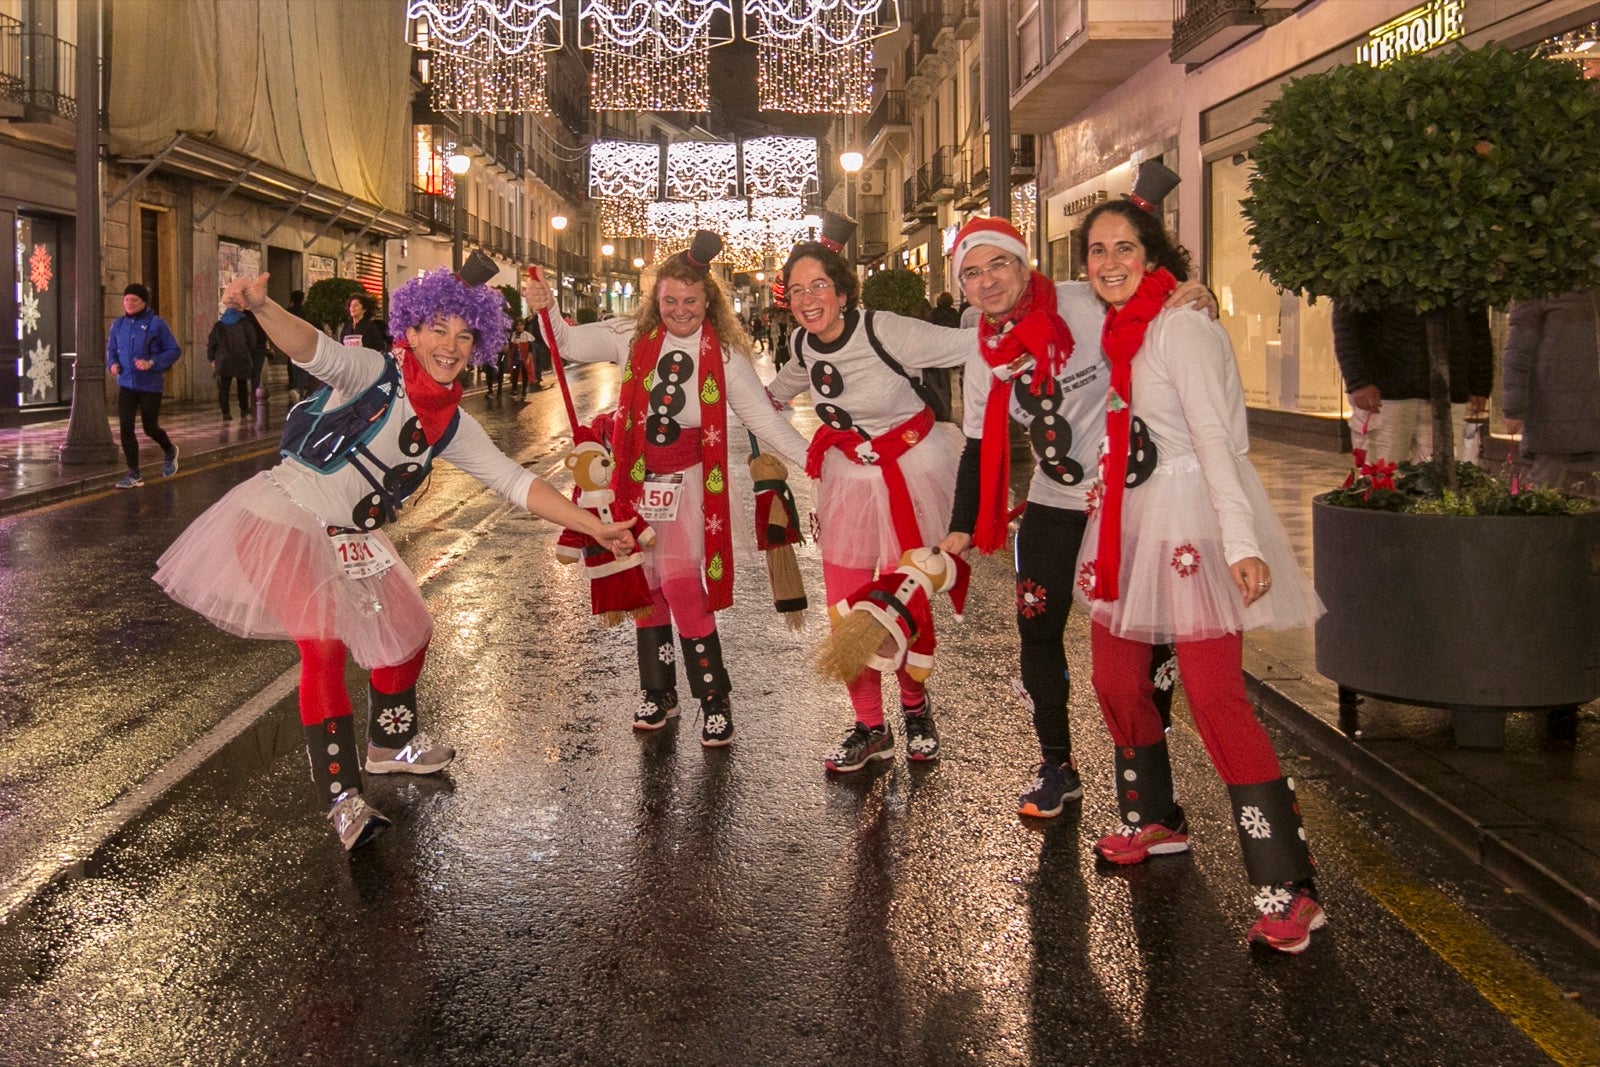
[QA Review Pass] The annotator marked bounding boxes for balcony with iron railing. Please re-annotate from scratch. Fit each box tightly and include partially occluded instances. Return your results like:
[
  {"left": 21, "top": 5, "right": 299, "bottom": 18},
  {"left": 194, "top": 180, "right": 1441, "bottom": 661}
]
[
  {"left": 1170, "top": 0, "right": 1265, "bottom": 67},
  {"left": 409, "top": 185, "right": 453, "bottom": 232},
  {"left": 967, "top": 135, "right": 1037, "bottom": 197},
  {"left": 0, "top": 18, "right": 77, "bottom": 120},
  {"left": 929, "top": 146, "right": 958, "bottom": 202},
  {"left": 864, "top": 89, "right": 909, "bottom": 145},
  {"left": 1008, "top": 2, "right": 1170, "bottom": 133}
]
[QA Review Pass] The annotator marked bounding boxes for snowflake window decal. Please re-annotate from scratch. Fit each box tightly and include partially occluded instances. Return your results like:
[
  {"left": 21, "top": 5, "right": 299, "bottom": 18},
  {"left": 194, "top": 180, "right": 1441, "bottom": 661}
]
[
  {"left": 24, "top": 339, "right": 55, "bottom": 399},
  {"left": 19, "top": 289, "right": 40, "bottom": 335},
  {"left": 1171, "top": 543, "right": 1201, "bottom": 577},
  {"left": 28, "top": 244, "right": 51, "bottom": 293}
]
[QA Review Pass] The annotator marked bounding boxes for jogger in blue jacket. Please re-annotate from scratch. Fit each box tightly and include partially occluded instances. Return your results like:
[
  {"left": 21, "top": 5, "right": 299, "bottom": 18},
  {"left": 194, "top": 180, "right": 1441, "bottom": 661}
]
[{"left": 106, "top": 283, "right": 182, "bottom": 487}]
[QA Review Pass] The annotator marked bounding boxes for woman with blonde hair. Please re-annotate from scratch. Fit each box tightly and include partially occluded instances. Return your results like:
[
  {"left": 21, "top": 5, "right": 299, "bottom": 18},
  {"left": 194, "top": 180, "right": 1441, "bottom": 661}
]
[{"left": 525, "top": 232, "right": 810, "bottom": 747}]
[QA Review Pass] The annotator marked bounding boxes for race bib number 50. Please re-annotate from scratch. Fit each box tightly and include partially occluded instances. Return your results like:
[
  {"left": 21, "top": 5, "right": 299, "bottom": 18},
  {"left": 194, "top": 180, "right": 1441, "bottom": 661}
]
[
  {"left": 638, "top": 472, "right": 683, "bottom": 522},
  {"left": 329, "top": 530, "right": 397, "bottom": 580}
]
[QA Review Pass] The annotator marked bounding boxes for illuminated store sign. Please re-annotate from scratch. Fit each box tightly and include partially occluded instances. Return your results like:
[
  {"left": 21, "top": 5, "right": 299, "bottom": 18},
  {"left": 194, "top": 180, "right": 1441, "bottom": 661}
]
[{"left": 1356, "top": 0, "right": 1465, "bottom": 66}]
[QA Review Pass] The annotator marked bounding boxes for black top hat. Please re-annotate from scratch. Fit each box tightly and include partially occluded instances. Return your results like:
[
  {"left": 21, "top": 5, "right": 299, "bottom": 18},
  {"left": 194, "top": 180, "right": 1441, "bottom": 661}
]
[
  {"left": 458, "top": 249, "right": 498, "bottom": 287},
  {"left": 819, "top": 211, "right": 857, "bottom": 254},
  {"left": 679, "top": 230, "right": 723, "bottom": 276},
  {"left": 1126, "top": 160, "right": 1180, "bottom": 214}
]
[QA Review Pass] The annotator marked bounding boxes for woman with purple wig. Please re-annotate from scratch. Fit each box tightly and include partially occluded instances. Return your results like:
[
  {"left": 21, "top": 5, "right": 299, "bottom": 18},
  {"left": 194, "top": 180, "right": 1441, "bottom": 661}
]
[{"left": 156, "top": 263, "right": 637, "bottom": 852}]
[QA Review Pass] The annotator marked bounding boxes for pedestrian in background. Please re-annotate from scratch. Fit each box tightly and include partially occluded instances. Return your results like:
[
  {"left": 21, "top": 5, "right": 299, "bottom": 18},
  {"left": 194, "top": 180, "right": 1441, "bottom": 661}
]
[
  {"left": 107, "top": 283, "right": 181, "bottom": 489},
  {"left": 773, "top": 216, "right": 972, "bottom": 772},
  {"left": 342, "top": 291, "right": 389, "bottom": 352},
  {"left": 207, "top": 306, "right": 266, "bottom": 420},
  {"left": 284, "top": 289, "right": 319, "bottom": 402},
  {"left": 1333, "top": 300, "right": 1492, "bottom": 464},
  {"left": 156, "top": 260, "right": 636, "bottom": 852},
  {"left": 1501, "top": 287, "right": 1600, "bottom": 497},
  {"left": 1072, "top": 197, "right": 1326, "bottom": 954},
  {"left": 524, "top": 233, "right": 811, "bottom": 748},
  {"left": 507, "top": 318, "right": 534, "bottom": 400},
  {"left": 928, "top": 291, "right": 962, "bottom": 328}
]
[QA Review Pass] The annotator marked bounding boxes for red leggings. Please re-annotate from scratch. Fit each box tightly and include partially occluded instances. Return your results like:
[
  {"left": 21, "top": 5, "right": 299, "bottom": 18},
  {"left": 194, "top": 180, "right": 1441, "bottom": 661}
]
[
  {"left": 1089, "top": 622, "right": 1281, "bottom": 786},
  {"left": 293, "top": 639, "right": 428, "bottom": 726},
  {"left": 824, "top": 560, "right": 927, "bottom": 729}
]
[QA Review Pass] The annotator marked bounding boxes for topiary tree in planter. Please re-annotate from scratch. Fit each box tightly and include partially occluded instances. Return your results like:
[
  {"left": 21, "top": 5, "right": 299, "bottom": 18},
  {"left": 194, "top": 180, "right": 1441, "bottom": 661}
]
[
  {"left": 860, "top": 268, "right": 929, "bottom": 319},
  {"left": 1241, "top": 44, "right": 1600, "bottom": 745},
  {"left": 1241, "top": 44, "right": 1600, "bottom": 489},
  {"left": 304, "top": 278, "right": 370, "bottom": 334}
]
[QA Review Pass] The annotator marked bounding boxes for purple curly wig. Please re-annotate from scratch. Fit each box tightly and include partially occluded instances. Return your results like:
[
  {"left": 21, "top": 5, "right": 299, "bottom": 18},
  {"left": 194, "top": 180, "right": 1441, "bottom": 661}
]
[{"left": 387, "top": 268, "right": 509, "bottom": 366}]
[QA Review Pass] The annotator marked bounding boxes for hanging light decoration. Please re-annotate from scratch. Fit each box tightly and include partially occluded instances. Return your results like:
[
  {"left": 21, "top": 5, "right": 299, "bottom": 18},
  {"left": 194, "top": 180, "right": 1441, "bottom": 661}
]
[
  {"left": 408, "top": 1, "right": 561, "bottom": 113},
  {"left": 596, "top": 197, "right": 651, "bottom": 240},
  {"left": 741, "top": 136, "right": 818, "bottom": 198},
  {"left": 429, "top": 39, "right": 551, "bottom": 113},
  {"left": 748, "top": 196, "right": 802, "bottom": 223},
  {"left": 406, "top": 0, "right": 562, "bottom": 54},
  {"left": 1012, "top": 181, "right": 1038, "bottom": 247},
  {"left": 588, "top": 140, "right": 663, "bottom": 201},
  {"left": 666, "top": 141, "right": 739, "bottom": 202},
  {"left": 647, "top": 202, "right": 700, "bottom": 248},
  {"left": 579, "top": 0, "right": 733, "bottom": 112},
  {"left": 743, "top": 0, "right": 897, "bottom": 114}
]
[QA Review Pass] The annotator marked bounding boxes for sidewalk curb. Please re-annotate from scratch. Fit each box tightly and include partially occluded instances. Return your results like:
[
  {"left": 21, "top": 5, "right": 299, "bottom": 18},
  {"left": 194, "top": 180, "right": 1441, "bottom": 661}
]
[{"left": 1246, "top": 668, "right": 1600, "bottom": 952}]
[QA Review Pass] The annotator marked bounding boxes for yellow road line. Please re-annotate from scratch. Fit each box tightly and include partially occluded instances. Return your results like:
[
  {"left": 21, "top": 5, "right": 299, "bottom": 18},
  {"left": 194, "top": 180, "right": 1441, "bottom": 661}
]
[{"left": 1305, "top": 791, "right": 1600, "bottom": 1066}]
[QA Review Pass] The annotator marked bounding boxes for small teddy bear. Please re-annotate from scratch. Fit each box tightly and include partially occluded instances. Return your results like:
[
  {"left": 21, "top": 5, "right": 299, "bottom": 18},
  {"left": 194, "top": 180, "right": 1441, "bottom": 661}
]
[
  {"left": 816, "top": 546, "right": 970, "bottom": 684},
  {"left": 556, "top": 429, "right": 656, "bottom": 625}
]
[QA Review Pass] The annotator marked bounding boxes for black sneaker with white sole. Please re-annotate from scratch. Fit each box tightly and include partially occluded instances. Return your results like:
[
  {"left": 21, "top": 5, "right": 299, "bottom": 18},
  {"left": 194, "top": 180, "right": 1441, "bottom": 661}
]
[
  {"left": 634, "top": 688, "right": 680, "bottom": 731},
  {"left": 824, "top": 722, "right": 894, "bottom": 773}
]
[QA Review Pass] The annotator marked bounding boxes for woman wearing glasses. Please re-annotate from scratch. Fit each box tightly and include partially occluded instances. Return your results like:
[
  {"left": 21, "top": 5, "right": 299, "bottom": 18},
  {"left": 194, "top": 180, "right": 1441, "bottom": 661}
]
[{"left": 772, "top": 220, "right": 974, "bottom": 773}]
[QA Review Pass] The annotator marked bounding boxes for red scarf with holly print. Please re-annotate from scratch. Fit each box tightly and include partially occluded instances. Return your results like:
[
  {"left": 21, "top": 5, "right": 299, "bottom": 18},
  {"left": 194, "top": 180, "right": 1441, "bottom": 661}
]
[
  {"left": 1092, "top": 267, "right": 1176, "bottom": 602},
  {"left": 395, "top": 339, "right": 464, "bottom": 445},
  {"left": 613, "top": 325, "right": 735, "bottom": 612},
  {"left": 973, "top": 271, "right": 1076, "bottom": 554}
]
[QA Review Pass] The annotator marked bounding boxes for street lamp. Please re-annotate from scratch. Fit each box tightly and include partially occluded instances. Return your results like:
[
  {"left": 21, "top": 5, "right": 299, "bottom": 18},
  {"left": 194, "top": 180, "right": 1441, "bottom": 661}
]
[
  {"left": 550, "top": 213, "right": 568, "bottom": 314},
  {"left": 839, "top": 150, "right": 863, "bottom": 263},
  {"left": 447, "top": 152, "right": 470, "bottom": 271}
]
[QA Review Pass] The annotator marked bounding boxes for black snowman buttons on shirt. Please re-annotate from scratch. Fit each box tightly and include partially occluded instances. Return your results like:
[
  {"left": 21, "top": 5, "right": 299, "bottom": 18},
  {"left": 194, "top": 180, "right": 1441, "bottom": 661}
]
[
  {"left": 647, "top": 349, "right": 693, "bottom": 445},
  {"left": 1014, "top": 372, "right": 1084, "bottom": 486}
]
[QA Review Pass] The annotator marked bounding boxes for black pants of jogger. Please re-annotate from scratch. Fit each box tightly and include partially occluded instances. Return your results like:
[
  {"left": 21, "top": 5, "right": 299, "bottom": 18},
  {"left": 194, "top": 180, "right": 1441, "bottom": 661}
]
[
  {"left": 117, "top": 387, "right": 173, "bottom": 473},
  {"left": 1015, "top": 501, "right": 1173, "bottom": 766}
]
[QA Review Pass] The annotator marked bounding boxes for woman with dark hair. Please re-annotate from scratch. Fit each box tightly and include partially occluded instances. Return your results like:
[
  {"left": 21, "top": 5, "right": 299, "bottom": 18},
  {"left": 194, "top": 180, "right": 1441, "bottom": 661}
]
[
  {"left": 772, "top": 226, "right": 972, "bottom": 773},
  {"left": 524, "top": 232, "right": 811, "bottom": 748},
  {"left": 342, "top": 291, "right": 389, "bottom": 352},
  {"left": 156, "top": 263, "right": 636, "bottom": 852},
  {"left": 1070, "top": 197, "right": 1325, "bottom": 953}
]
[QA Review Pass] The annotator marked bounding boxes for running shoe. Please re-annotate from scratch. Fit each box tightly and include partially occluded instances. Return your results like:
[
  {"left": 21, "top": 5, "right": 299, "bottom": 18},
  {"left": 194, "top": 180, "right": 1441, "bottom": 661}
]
[
  {"left": 1247, "top": 882, "right": 1327, "bottom": 955},
  {"left": 114, "top": 471, "right": 144, "bottom": 489},
  {"left": 700, "top": 694, "right": 735, "bottom": 748},
  {"left": 328, "top": 789, "right": 391, "bottom": 851},
  {"left": 1094, "top": 806, "right": 1191, "bottom": 865},
  {"left": 634, "top": 688, "right": 680, "bottom": 731},
  {"left": 1018, "top": 761, "right": 1083, "bottom": 818},
  {"left": 162, "top": 445, "right": 180, "bottom": 478},
  {"left": 903, "top": 701, "right": 940, "bottom": 761},
  {"left": 366, "top": 731, "right": 455, "bottom": 775},
  {"left": 824, "top": 723, "right": 894, "bottom": 773}
]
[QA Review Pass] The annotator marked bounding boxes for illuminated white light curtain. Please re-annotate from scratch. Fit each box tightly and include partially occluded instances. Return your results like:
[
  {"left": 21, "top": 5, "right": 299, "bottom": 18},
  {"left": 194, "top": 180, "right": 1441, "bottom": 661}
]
[
  {"left": 429, "top": 40, "right": 551, "bottom": 113},
  {"left": 748, "top": 196, "right": 802, "bottom": 223},
  {"left": 597, "top": 197, "right": 651, "bottom": 239},
  {"left": 723, "top": 219, "right": 769, "bottom": 271},
  {"left": 743, "top": 0, "right": 897, "bottom": 113},
  {"left": 406, "top": 0, "right": 563, "bottom": 54},
  {"left": 579, "top": 0, "right": 732, "bottom": 111},
  {"left": 741, "top": 136, "right": 818, "bottom": 198},
  {"left": 666, "top": 141, "right": 738, "bottom": 201},
  {"left": 589, "top": 140, "right": 663, "bottom": 200},
  {"left": 647, "top": 202, "right": 699, "bottom": 248}
]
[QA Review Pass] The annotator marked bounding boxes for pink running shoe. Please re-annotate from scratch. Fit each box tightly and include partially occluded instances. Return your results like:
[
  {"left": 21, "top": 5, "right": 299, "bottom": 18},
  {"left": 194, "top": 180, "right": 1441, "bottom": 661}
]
[
  {"left": 1247, "top": 883, "right": 1327, "bottom": 954},
  {"left": 1094, "top": 807, "right": 1191, "bottom": 865}
]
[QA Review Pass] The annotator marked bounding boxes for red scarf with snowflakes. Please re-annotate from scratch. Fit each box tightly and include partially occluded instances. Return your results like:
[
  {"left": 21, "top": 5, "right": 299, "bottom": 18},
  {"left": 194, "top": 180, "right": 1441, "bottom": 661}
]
[
  {"left": 395, "top": 339, "right": 464, "bottom": 445},
  {"left": 1092, "top": 268, "right": 1176, "bottom": 602},
  {"left": 613, "top": 325, "right": 734, "bottom": 612},
  {"left": 973, "top": 271, "right": 1075, "bottom": 554}
]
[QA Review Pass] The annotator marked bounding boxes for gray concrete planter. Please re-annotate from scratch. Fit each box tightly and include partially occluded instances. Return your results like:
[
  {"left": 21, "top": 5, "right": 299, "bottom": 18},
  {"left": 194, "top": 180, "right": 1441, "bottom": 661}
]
[{"left": 1312, "top": 498, "right": 1600, "bottom": 745}]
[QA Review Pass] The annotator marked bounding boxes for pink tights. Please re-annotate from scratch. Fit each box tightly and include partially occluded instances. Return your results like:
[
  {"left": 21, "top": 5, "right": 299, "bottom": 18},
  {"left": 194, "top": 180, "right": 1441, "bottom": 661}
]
[{"left": 824, "top": 560, "right": 927, "bottom": 729}]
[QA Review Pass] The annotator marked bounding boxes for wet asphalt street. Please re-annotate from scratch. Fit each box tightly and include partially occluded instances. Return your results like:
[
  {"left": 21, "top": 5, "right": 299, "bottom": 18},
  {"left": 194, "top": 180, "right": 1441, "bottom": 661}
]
[{"left": 1, "top": 366, "right": 1598, "bottom": 1066}]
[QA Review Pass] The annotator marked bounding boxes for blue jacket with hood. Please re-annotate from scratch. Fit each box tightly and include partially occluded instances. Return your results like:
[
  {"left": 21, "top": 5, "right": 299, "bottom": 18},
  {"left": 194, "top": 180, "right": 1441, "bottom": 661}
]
[{"left": 106, "top": 308, "right": 181, "bottom": 392}]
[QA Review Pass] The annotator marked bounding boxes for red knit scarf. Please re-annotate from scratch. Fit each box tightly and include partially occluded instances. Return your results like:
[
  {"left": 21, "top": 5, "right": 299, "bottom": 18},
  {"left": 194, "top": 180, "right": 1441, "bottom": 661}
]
[
  {"left": 395, "top": 340, "right": 464, "bottom": 445},
  {"left": 613, "top": 326, "right": 735, "bottom": 612},
  {"left": 1092, "top": 267, "right": 1177, "bottom": 602},
  {"left": 973, "top": 271, "right": 1076, "bottom": 554}
]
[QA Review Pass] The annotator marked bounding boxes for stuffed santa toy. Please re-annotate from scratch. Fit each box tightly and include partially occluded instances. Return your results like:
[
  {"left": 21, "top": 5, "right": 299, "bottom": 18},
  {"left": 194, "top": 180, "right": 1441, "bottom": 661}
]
[{"left": 816, "top": 547, "right": 970, "bottom": 684}]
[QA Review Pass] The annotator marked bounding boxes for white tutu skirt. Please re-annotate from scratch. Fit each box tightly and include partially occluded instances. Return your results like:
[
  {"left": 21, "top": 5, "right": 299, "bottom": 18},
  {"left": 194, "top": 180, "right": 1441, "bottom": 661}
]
[
  {"left": 1075, "top": 457, "right": 1323, "bottom": 644},
  {"left": 814, "top": 422, "right": 961, "bottom": 570},
  {"left": 154, "top": 471, "right": 434, "bottom": 669}
]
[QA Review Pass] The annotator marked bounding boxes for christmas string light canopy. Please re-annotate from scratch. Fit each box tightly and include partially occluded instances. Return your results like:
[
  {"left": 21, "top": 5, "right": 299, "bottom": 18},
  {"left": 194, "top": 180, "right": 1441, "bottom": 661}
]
[
  {"left": 589, "top": 140, "right": 663, "bottom": 201},
  {"left": 743, "top": 0, "right": 897, "bottom": 113},
  {"left": 667, "top": 141, "right": 739, "bottom": 202},
  {"left": 579, "top": 0, "right": 733, "bottom": 111},
  {"left": 596, "top": 197, "right": 651, "bottom": 240},
  {"left": 429, "top": 39, "right": 551, "bottom": 113},
  {"left": 741, "top": 136, "right": 818, "bottom": 198},
  {"left": 406, "top": 0, "right": 563, "bottom": 54}
]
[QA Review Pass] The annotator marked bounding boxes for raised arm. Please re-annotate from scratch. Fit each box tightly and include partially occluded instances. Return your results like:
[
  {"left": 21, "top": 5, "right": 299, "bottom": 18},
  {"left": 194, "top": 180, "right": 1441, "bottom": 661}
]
[{"left": 224, "top": 273, "right": 321, "bottom": 364}]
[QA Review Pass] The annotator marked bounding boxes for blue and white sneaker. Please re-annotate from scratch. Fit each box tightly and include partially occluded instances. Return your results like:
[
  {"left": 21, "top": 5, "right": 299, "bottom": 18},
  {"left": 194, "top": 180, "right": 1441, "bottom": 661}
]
[
  {"left": 1018, "top": 761, "right": 1083, "bottom": 818},
  {"left": 114, "top": 471, "right": 144, "bottom": 489},
  {"left": 161, "top": 445, "right": 179, "bottom": 478}
]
